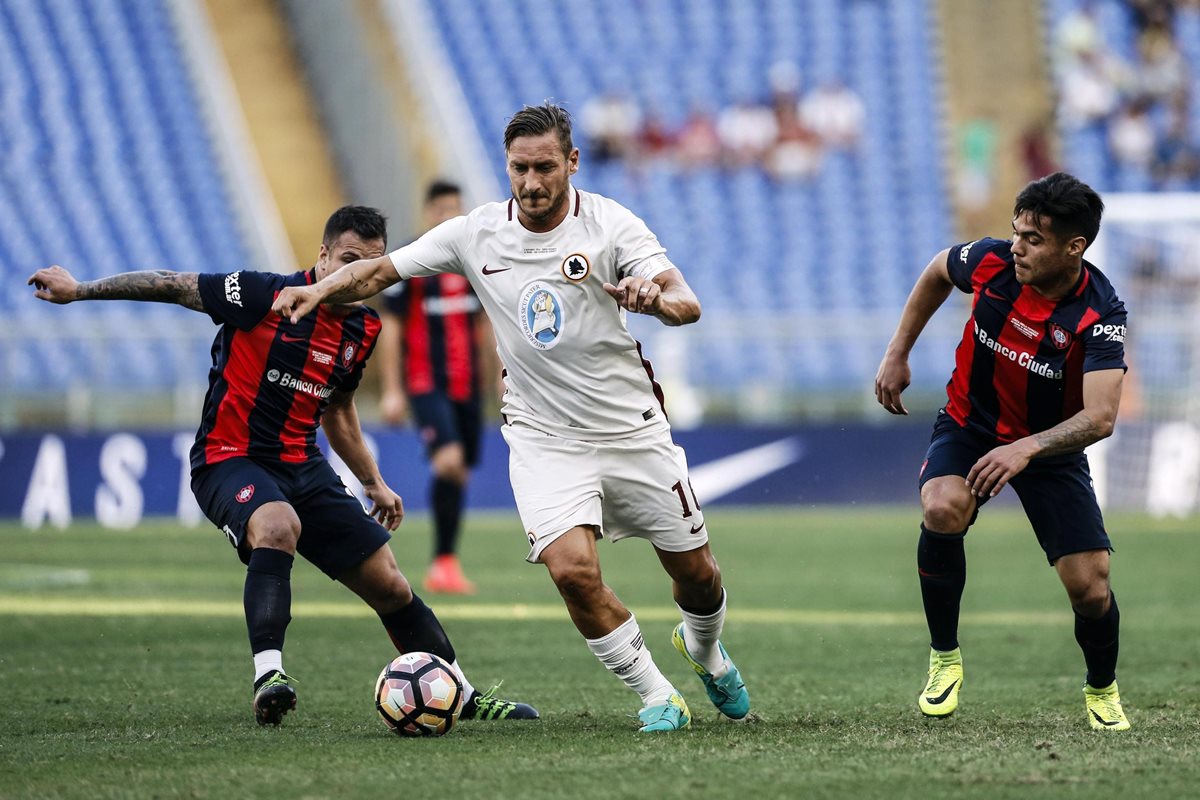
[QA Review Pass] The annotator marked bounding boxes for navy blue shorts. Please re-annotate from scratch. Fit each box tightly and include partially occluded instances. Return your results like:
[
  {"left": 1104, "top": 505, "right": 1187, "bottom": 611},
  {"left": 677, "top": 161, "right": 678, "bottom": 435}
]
[
  {"left": 409, "top": 391, "right": 482, "bottom": 466},
  {"left": 919, "top": 410, "right": 1112, "bottom": 564},
  {"left": 191, "top": 457, "right": 391, "bottom": 579}
]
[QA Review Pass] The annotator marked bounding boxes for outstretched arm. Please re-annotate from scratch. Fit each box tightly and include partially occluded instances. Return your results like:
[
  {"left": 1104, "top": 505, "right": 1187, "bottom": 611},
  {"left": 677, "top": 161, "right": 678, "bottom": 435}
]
[
  {"left": 965, "top": 368, "right": 1124, "bottom": 498},
  {"left": 322, "top": 389, "right": 404, "bottom": 531},
  {"left": 602, "top": 267, "right": 701, "bottom": 326},
  {"left": 272, "top": 255, "right": 399, "bottom": 324},
  {"left": 874, "top": 248, "right": 955, "bottom": 415},
  {"left": 28, "top": 266, "right": 204, "bottom": 311}
]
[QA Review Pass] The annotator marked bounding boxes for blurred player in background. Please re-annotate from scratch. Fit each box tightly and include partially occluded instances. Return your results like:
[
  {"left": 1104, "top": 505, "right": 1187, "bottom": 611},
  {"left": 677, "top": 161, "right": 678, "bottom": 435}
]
[
  {"left": 272, "top": 103, "right": 750, "bottom": 733},
  {"left": 378, "top": 180, "right": 497, "bottom": 595},
  {"left": 28, "top": 206, "right": 536, "bottom": 726},
  {"left": 875, "top": 172, "right": 1131, "bottom": 731}
]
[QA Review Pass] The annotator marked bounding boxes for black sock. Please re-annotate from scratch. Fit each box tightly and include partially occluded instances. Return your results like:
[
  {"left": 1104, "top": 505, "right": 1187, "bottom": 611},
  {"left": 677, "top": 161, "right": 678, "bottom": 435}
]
[
  {"left": 244, "top": 547, "right": 294, "bottom": 654},
  {"left": 917, "top": 525, "right": 967, "bottom": 652},
  {"left": 431, "top": 478, "right": 464, "bottom": 558},
  {"left": 378, "top": 593, "right": 457, "bottom": 664},
  {"left": 1076, "top": 592, "right": 1120, "bottom": 688}
]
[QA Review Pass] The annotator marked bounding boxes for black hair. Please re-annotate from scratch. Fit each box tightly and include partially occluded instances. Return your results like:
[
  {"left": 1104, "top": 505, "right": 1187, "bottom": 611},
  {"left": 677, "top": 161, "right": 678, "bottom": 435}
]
[
  {"left": 323, "top": 205, "right": 388, "bottom": 249},
  {"left": 503, "top": 102, "right": 574, "bottom": 157},
  {"left": 425, "top": 180, "right": 462, "bottom": 205},
  {"left": 1013, "top": 172, "right": 1104, "bottom": 248}
]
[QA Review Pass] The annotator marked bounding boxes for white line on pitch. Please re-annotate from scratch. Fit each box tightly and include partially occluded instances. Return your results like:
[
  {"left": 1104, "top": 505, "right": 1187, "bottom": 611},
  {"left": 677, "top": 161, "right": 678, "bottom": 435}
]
[{"left": 0, "top": 597, "right": 1069, "bottom": 626}]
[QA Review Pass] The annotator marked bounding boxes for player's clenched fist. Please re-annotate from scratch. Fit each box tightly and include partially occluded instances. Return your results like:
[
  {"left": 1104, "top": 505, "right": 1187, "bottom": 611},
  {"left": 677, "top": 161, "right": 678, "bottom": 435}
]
[
  {"left": 27, "top": 265, "right": 79, "bottom": 304},
  {"left": 603, "top": 276, "right": 661, "bottom": 315},
  {"left": 272, "top": 285, "right": 321, "bottom": 324}
]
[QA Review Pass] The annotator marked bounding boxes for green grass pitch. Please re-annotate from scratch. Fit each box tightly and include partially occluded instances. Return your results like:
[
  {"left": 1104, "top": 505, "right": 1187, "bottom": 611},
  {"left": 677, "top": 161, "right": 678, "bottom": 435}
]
[{"left": 2, "top": 507, "right": 1198, "bottom": 799}]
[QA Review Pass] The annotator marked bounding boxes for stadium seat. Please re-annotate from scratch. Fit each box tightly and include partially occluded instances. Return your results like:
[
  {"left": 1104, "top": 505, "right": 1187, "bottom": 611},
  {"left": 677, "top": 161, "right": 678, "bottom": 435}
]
[{"left": 0, "top": 0, "right": 249, "bottom": 398}]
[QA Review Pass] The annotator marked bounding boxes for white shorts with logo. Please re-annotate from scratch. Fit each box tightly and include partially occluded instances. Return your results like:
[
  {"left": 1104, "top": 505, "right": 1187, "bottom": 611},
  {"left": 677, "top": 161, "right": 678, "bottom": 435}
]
[{"left": 501, "top": 422, "right": 708, "bottom": 563}]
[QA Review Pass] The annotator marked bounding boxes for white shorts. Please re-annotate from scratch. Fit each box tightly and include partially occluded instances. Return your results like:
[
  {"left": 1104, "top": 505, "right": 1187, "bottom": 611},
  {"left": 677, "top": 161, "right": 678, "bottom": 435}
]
[{"left": 501, "top": 422, "right": 709, "bottom": 563}]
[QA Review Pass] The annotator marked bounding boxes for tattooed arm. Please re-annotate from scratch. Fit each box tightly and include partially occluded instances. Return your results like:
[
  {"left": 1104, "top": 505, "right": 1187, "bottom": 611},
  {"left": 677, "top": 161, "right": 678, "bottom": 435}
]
[
  {"left": 965, "top": 368, "right": 1125, "bottom": 498},
  {"left": 28, "top": 266, "right": 204, "bottom": 311}
]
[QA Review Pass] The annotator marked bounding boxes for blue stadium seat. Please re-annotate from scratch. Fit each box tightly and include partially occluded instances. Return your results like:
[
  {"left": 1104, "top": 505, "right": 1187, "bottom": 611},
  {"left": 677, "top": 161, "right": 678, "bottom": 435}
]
[{"left": 0, "top": 0, "right": 246, "bottom": 397}]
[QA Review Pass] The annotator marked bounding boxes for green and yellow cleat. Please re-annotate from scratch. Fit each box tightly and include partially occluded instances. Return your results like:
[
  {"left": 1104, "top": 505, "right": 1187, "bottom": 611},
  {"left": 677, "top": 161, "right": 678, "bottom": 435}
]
[
  {"left": 638, "top": 692, "right": 691, "bottom": 733},
  {"left": 460, "top": 683, "right": 540, "bottom": 721},
  {"left": 1084, "top": 681, "right": 1131, "bottom": 731},
  {"left": 253, "top": 670, "right": 297, "bottom": 726},
  {"left": 671, "top": 623, "right": 750, "bottom": 719},
  {"left": 918, "top": 647, "right": 963, "bottom": 718}
]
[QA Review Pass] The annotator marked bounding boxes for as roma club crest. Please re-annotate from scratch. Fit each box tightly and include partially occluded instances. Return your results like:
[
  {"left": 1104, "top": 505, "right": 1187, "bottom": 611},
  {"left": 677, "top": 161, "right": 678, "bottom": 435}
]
[
  {"left": 235, "top": 484, "right": 255, "bottom": 504},
  {"left": 1047, "top": 322, "right": 1073, "bottom": 350},
  {"left": 561, "top": 253, "right": 590, "bottom": 282}
]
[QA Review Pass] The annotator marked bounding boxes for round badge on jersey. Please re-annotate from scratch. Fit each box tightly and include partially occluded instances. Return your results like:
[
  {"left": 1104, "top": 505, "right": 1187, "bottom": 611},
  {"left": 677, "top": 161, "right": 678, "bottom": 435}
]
[
  {"left": 518, "top": 281, "right": 565, "bottom": 350},
  {"left": 561, "top": 252, "right": 591, "bottom": 283}
]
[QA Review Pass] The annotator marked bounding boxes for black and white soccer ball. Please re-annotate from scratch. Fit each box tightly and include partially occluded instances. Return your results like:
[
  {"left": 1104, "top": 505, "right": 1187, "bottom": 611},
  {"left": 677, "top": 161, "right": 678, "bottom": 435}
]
[{"left": 375, "top": 651, "right": 465, "bottom": 737}]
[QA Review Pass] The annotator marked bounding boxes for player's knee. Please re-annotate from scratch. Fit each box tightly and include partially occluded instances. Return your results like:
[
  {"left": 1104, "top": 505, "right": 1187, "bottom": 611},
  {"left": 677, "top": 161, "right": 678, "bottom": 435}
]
[
  {"left": 921, "top": 494, "right": 973, "bottom": 534},
  {"left": 372, "top": 574, "right": 415, "bottom": 614},
  {"left": 431, "top": 447, "right": 468, "bottom": 484},
  {"left": 1067, "top": 580, "right": 1111, "bottom": 617},
  {"left": 247, "top": 506, "right": 301, "bottom": 552},
  {"left": 548, "top": 559, "right": 604, "bottom": 605},
  {"left": 679, "top": 553, "right": 721, "bottom": 596}
]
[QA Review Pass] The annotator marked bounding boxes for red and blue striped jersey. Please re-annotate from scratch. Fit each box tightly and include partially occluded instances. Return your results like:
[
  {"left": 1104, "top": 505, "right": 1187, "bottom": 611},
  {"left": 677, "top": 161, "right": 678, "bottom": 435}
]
[
  {"left": 190, "top": 268, "right": 382, "bottom": 470},
  {"left": 943, "top": 238, "right": 1127, "bottom": 444},
  {"left": 382, "top": 273, "right": 481, "bottom": 402}
]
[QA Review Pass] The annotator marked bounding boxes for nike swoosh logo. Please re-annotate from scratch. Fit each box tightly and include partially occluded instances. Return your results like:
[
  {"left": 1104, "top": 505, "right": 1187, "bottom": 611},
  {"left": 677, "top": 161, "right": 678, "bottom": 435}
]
[
  {"left": 924, "top": 679, "right": 959, "bottom": 705},
  {"left": 280, "top": 334, "right": 306, "bottom": 343},
  {"left": 689, "top": 522, "right": 705, "bottom": 535},
  {"left": 983, "top": 288, "right": 1005, "bottom": 300},
  {"left": 688, "top": 438, "right": 804, "bottom": 503},
  {"left": 481, "top": 264, "right": 511, "bottom": 275},
  {"left": 1090, "top": 709, "right": 1122, "bottom": 727}
]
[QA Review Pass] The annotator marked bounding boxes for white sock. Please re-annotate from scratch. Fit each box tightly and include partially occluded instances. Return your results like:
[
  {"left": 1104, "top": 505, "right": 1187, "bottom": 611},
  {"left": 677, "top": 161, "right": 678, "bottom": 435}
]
[
  {"left": 586, "top": 615, "right": 675, "bottom": 707},
  {"left": 450, "top": 660, "right": 476, "bottom": 700},
  {"left": 678, "top": 589, "right": 730, "bottom": 678},
  {"left": 253, "top": 649, "right": 284, "bottom": 682}
]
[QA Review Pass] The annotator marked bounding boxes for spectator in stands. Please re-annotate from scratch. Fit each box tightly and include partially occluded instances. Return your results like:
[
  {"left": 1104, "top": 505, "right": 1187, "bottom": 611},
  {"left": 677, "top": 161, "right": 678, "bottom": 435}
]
[
  {"left": 1058, "top": 49, "right": 1125, "bottom": 129},
  {"left": 1055, "top": 0, "right": 1103, "bottom": 68},
  {"left": 1132, "top": 27, "right": 1189, "bottom": 104},
  {"left": 800, "top": 78, "right": 865, "bottom": 150},
  {"left": 580, "top": 89, "right": 642, "bottom": 163},
  {"left": 766, "top": 92, "right": 822, "bottom": 181},
  {"left": 1108, "top": 96, "right": 1158, "bottom": 170},
  {"left": 1020, "top": 115, "right": 1060, "bottom": 182},
  {"left": 676, "top": 102, "right": 722, "bottom": 169},
  {"left": 717, "top": 92, "right": 778, "bottom": 168},
  {"left": 636, "top": 111, "right": 677, "bottom": 166}
]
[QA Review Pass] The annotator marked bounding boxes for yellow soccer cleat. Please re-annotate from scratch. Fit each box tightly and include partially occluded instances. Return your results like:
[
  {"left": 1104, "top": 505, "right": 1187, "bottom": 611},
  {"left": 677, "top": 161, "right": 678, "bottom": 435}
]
[
  {"left": 1084, "top": 681, "right": 1131, "bottom": 731},
  {"left": 918, "top": 647, "right": 963, "bottom": 718}
]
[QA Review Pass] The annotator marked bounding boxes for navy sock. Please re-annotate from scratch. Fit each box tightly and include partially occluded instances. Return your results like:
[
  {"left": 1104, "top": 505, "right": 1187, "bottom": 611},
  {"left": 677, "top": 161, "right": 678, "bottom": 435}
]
[
  {"left": 378, "top": 594, "right": 457, "bottom": 664},
  {"left": 431, "top": 478, "right": 464, "bottom": 558},
  {"left": 1076, "top": 592, "right": 1120, "bottom": 688},
  {"left": 244, "top": 548, "right": 294, "bottom": 653},
  {"left": 917, "top": 525, "right": 967, "bottom": 652}
]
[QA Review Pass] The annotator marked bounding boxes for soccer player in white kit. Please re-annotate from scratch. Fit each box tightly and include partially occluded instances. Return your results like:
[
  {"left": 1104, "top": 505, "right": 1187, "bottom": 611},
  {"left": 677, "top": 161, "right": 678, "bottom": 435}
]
[{"left": 273, "top": 104, "right": 750, "bottom": 732}]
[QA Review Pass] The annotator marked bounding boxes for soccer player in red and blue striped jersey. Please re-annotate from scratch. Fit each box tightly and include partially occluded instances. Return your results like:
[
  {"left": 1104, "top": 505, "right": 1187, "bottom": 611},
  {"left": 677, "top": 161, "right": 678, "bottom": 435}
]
[
  {"left": 28, "top": 206, "right": 536, "bottom": 726},
  {"left": 876, "top": 173, "right": 1131, "bottom": 731},
  {"left": 378, "top": 181, "right": 496, "bottom": 594}
]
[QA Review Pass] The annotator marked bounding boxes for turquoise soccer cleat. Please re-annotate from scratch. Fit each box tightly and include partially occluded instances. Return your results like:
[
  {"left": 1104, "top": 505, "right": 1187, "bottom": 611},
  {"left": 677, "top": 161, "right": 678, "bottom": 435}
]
[
  {"left": 638, "top": 692, "right": 691, "bottom": 732},
  {"left": 671, "top": 623, "right": 750, "bottom": 720}
]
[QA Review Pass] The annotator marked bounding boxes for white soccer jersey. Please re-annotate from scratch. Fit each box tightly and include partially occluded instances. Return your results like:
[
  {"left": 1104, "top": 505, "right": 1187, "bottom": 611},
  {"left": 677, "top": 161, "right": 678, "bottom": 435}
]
[{"left": 387, "top": 188, "right": 676, "bottom": 440}]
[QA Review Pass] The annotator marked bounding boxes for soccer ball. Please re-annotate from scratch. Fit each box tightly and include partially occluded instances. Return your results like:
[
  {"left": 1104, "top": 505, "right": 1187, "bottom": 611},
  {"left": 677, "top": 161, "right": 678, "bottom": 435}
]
[{"left": 375, "top": 651, "right": 465, "bottom": 737}]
